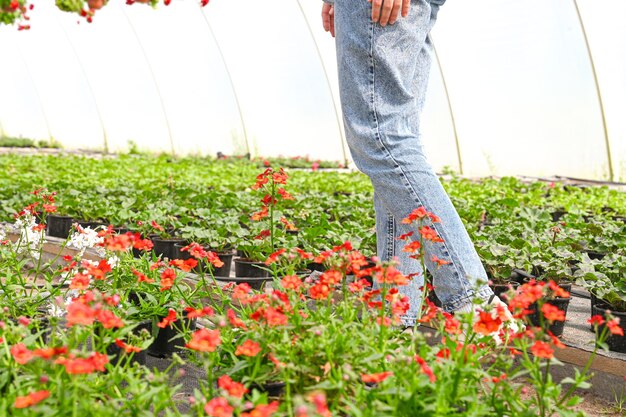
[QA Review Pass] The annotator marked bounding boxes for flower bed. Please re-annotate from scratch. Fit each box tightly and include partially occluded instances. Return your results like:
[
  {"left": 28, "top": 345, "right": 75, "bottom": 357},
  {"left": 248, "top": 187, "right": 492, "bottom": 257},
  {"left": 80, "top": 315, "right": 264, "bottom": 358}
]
[{"left": 1, "top": 166, "right": 625, "bottom": 416}]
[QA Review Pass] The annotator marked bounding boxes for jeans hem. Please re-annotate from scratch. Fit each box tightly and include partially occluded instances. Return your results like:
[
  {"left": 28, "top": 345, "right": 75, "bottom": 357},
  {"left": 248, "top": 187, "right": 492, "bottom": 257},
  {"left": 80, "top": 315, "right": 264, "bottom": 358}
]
[{"left": 442, "top": 285, "right": 494, "bottom": 313}]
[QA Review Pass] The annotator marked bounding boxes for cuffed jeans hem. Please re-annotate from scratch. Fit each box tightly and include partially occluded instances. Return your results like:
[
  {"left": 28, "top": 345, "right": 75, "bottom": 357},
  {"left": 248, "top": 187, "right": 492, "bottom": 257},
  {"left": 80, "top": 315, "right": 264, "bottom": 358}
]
[
  {"left": 442, "top": 285, "right": 494, "bottom": 313},
  {"left": 400, "top": 315, "right": 418, "bottom": 328}
]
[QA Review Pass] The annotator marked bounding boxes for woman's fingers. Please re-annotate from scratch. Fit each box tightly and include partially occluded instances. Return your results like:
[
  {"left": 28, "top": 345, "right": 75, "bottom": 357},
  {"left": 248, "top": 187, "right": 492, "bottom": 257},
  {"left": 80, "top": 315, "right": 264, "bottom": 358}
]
[{"left": 401, "top": 0, "right": 410, "bottom": 17}]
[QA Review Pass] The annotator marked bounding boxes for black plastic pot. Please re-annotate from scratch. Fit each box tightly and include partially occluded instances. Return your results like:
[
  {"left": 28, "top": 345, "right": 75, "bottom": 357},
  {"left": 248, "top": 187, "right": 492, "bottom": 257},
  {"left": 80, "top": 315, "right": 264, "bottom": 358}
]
[
  {"left": 147, "top": 316, "right": 197, "bottom": 358},
  {"left": 46, "top": 214, "right": 74, "bottom": 238},
  {"left": 593, "top": 304, "right": 626, "bottom": 353},
  {"left": 234, "top": 258, "right": 269, "bottom": 278},
  {"left": 78, "top": 220, "right": 106, "bottom": 230},
  {"left": 527, "top": 284, "right": 572, "bottom": 338},
  {"left": 551, "top": 209, "right": 567, "bottom": 222},
  {"left": 152, "top": 237, "right": 186, "bottom": 260}
]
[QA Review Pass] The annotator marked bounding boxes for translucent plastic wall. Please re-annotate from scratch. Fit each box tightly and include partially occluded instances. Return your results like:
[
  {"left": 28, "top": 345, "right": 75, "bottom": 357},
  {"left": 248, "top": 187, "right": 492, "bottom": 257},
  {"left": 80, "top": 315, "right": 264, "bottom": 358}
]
[{"left": 0, "top": 0, "right": 624, "bottom": 181}]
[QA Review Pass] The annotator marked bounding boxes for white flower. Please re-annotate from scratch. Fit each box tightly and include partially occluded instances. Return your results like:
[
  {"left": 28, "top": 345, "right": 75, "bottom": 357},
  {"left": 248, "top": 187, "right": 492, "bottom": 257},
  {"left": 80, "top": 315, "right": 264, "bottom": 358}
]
[
  {"left": 68, "top": 227, "right": 103, "bottom": 255},
  {"left": 10, "top": 211, "right": 46, "bottom": 260},
  {"left": 107, "top": 256, "right": 120, "bottom": 269}
]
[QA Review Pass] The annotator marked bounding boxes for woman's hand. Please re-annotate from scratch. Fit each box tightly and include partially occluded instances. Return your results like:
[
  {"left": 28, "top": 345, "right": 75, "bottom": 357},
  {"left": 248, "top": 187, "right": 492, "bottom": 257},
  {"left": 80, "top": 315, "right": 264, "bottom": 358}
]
[
  {"left": 322, "top": 3, "right": 335, "bottom": 37},
  {"left": 369, "top": 0, "right": 410, "bottom": 26}
]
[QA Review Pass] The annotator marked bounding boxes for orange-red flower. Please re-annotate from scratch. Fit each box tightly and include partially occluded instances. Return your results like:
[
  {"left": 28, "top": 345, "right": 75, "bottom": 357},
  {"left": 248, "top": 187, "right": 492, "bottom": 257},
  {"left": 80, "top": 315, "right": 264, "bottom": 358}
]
[
  {"left": 232, "top": 283, "right": 252, "bottom": 303},
  {"left": 33, "top": 346, "right": 67, "bottom": 360},
  {"left": 66, "top": 301, "right": 96, "bottom": 327},
  {"left": 227, "top": 309, "right": 247, "bottom": 329},
  {"left": 401, "top": 207, "right": 428, "bottom": 224},
  {"left": 473, "top": 311, "right": 503, "bottom": 335},
  {"left": 431, "top": 255, "right": 450, "bottom": 267},
  {"left": 265, "top": 307, "right": 288, "bottom": 327},
  {"left": 588, "top": 315, "right": 605, "bottom": 326},
  {"left": 415, "top": 355, "right": 437, "bottom": 382},
  {"left": 186, "top": 328, "right": 222, "bottom": 352},
  {"left": 251, "top": 206, "right": 269, "bottom": 221},
  {"left": 56, "top": 352, "right": 109, "bottom": 374},
  {"left": 87, "top": 260, "right": 112, "bottom": 280},
  {"left": 607, "top": 318, "right": 624, "bottom": 336},
  {"left": 419, "top": 226, "right": 444, "bottom": 243},
  {"left": 114, "top": 339, "right": 142, "bottom": 353},
  {"left": 105, "top": 234, "right": 132, "bottom": 252},
  {"left": 218, "top": 375, "right": 248, "bottom": 398},
  {"left": 309, "top": 392, "right": 331, "bottom": 417},
  {"left": 96, "top": 309, "right": 124, "bottom": 329},
  {"left": 184, "top": 306, "right": 214, "bottom": 319},
  {"left": 309, "top": 283, "right": 331, "bottom": 300},
  {"left": 240, "top": 401, "right": 280, "bottom": 417},
  {"left": 235, "top": 339, "right": 261, "bottom": 357},
  {"left": 255, "top": 229, "right": 271, "bottom": 240},
  {"left": 13, "top": 390, "right": 50, "bottom": 409},
  {"left": 11, "top": 343, "right": 33, "bottom": 364},
  {"left": 265, "top": 249, "right": 286, "bottom": 265},
  {"left": 169, "top": 258, "right": 198, "bottom": 272},
  {"left": 530, "top": 341, "right": 554, "bottom": 359},
  {"left": 402, "top": 241, "right": 422, "bottom": 253},
  {"left": 541, "top": 303, "right": 566, "bottom": 322},
  {"left": 157, "top": 309, "right": 177, "bottom": 328},
  {"left": 132, "top": 268, "right": 154, "bottom": 283},
  {"left": 70, "top": 272, "right": 90, "bottom": 290},
  {"left": 361, "top": 371, "right": 393, "bottom": 384},
  {"left": 320, "top": 270, "right": 342, "bottom": 286},
  {"left": 548, "top": 281, "right": 570, "bottom": 298},
  {"left": 204, "top": 397, "right": 233, "bottom": 417},
  {"left": 281, "top": 275, "right": 303, "bottom": 291},
  {"left": 160, "top": 268, "right": 176, "bottom": 291}
]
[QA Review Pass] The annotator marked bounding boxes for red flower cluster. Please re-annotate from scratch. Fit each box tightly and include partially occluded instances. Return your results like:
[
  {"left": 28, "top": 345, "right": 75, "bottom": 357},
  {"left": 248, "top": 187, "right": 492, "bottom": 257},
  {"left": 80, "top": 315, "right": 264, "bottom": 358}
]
[
  {"left": 55, "top": 352, "right": 109, "bottom": 374},
  {"left": 186, "top": 328, "right": 222, "bottom": 352},
  {"left": 13, "top": 390, "right": 50, "bottom": 409},
  {"left": 218, "top": 375, "right": 248, "bottom": 398}
]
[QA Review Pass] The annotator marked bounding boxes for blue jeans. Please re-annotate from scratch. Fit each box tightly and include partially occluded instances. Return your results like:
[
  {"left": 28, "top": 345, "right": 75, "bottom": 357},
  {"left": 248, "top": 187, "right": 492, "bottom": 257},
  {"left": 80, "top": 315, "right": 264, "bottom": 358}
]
[{"left": 334, "top": 0, "right": 493, "bottom": 325}]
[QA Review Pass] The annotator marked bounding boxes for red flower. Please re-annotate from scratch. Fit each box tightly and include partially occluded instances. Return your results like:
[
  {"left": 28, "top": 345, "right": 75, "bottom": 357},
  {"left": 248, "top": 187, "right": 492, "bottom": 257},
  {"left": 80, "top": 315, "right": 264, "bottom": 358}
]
[
  {"left": 443, "top": 312, "right": 462, "bottom": 335},
  {"left": 431, "top": 255, "right": 450, "bottom": 267},
  {"left": 375, "top": 266, "right": 409, "bottom": 286},
  {"left": 169, "top": 258, "right": 198, "bottom": 272},
  {"left": 530, "top": 341, "right": 554, "bottom": 359},
  {"left": 419, "top": 226, "right": 444, "bottom": 243},
  {"left": 235, "top": 339, "right": 261, "bottom": 357},
  {"left": 33, "top": 346, "right": 67, "bottom": 359},
  {"left": 548, "top": 281, "right": 570, "bottom": 298},
  {"left": 265, "top": 307, "right": 288, "bottom": 326},
  {"left": 96, "top": 309, "right": 124, "bottom": 329},
  {"left": 204, "top": 397, "right": 233, "bottom": 417},
  {"left": 56, "top": 352, "right": 109, "bottom": 374},
  {"left": 309, "top": 392, "right": 331, "bottom": 417},
  {"left": 70, "top": 273, "right": 90, "bottom": 290},
  {"left": 13, "top": 390, "right": 50, "bottom": 409},
  {"left": 105, "top": 234, "right": 132, "bottom": 252},
  {"left": 320, "top": 270, "right": 342, "bottom": 286},
  {"left": 541, "top": 303, "right": 566, "bottom": 322},
  {"left": 184, "top": 306, "right": 214, "bottom": 319},
  {"left": 186, "top": 328, "right": 222, "bottom": 352},
  {"left": 218, "top": 375, "right": 248, "bottom": 398},
  {"left": 232, "top": 283, "right": 252, "bottom": 303},
  {"left": 361, "top": 371, "right": 393, "bottom": 384},
  {"left": 251, "top": 206, "right": 269, "bottom": 221},
  {"left": 401, "top": 207, "right": 429, "bottom": 224},
  {"left": 11, "top": 343, "right": 34, "bottom": 365},
  {"left": 206, "top": 251, "right": 225, "bottom": 268},
  {"left": 277, "top": 188, "right": 293, "bottom": 200},
  {"left": 265, "top": 249, "right": 286, "bottom": 265},
  {"left": 255, "top": 229, "right": 271, "bottom": 240},
  {"left": 87, "top": 260, "right": 112, "bottom": 280},
  {"left": 66, "top": 301, "right": 96, "bottom": 327},
  {"left": 132, "top": 268, "right": 154, "bottom": 283},
  {"left": 241, "top": 401, "right": 280, "bottom": 417},
  {"left": 157, "top": 309, "right": 177, "bottom": 328},
  {"left": 415, "top": 355, "right": 437, "bottom": 382},
  {"left": 309, "top": 283, "right": 331, "bottom": 300},
  {"left": 588, "top": 315, "right": 605, "bottom": 326},
  {"left": 160, "top": 268, "right": 176, "bottom": 291},
  {"left": 607, "top": 318, "right": 624, "bottom": 336},
  {"left": 227, "top": 309, "right": 247, "bottom": 329},
  {"left": 402, "top": 241, "right": 422, "bottom": 253},
  {"left": 281, "top": 275, "right": 303, "bottom": 291},
  {"left": 114, "top": 339, "right": 142, "bottom": 353},
  {"left": 397, "top": 231, "right": 414, "bottom": 240},
  {"left": 473, "top": 311, "right": 502, "bottom": 335}
]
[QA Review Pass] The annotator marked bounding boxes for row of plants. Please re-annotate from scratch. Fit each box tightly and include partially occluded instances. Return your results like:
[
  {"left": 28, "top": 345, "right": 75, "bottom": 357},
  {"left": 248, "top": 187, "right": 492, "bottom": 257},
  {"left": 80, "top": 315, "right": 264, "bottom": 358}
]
[
  {"left": 2, "top": 185, "right": 624, "bottom": 416},
  {"left": 0, "top": 136, "right": 61, "bottom": 149},
  {"left": 0, "top": 154, "right": 625, "bottom": 342}
]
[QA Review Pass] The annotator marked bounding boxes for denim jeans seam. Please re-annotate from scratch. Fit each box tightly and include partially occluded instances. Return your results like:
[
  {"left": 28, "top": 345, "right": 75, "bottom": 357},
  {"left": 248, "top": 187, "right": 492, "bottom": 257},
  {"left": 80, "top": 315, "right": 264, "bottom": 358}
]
[
  {"left": 442, "top": 286, "right": 493, "bottom": 312},
  {"left": 386, "top": 214, "right": 395, "bottom": 259},
  {"left": 367, "top": 24, "right": 472, "bottom": 304}
]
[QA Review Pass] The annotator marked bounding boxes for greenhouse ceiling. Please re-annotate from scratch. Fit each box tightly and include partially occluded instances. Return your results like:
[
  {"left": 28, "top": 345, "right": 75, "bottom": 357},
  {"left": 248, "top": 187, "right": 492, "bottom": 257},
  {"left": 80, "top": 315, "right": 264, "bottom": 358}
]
[{"left": 0, "top": 0, "right": 624, "bottom": 181}]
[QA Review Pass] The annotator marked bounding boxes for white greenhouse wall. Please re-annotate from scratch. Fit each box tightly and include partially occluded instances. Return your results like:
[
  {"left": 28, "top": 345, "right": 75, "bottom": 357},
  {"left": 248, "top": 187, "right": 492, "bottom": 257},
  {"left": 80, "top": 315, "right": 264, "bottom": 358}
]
[{"left": 0, "top": 0, "right": 624, "bottom": 180}]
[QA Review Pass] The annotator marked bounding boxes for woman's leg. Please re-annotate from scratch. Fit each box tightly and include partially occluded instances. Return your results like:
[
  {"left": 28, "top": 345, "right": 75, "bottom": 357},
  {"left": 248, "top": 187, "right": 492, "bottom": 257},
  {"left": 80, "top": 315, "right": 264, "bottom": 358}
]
[{"left": 335, "top": 0, "right": 492, "bottom": 321}]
